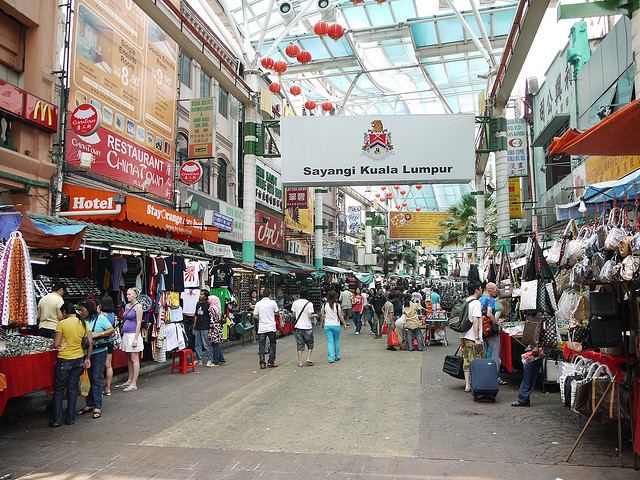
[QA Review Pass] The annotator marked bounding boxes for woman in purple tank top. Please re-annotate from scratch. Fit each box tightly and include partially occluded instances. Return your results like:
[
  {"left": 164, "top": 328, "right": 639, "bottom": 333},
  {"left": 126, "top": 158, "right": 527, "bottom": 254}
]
[{"left": 116, "top": 288, "right": 143, "bottom": 392}]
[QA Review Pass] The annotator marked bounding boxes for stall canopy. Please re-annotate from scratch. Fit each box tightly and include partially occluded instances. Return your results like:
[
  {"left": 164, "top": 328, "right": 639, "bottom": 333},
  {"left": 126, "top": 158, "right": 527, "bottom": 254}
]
[
  {"left": 323, "top": 266, "right": 350, "bottom": 274},
  {"left": 555, "top": 168, "right": 640, "bottom": 221},
  {"left": 549, "top": 100, "right": 640, "bottom": 156},
  {"left": 0, "top": 206, "right": 86, "bottom": 250}
]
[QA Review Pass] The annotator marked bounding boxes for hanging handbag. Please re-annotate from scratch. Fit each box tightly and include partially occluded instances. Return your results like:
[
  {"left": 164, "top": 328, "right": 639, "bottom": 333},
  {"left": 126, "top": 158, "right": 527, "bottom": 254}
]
[
  {"left": 565, "top": 225, "right": 588, "bottom": 267},
  {"left": 591, "top": 251, "right": 606, "bottom": 280},
  {"left": 571, "top": 362, "right": 600, "bottom": 411},
  {"left": 574, "top": 364, "right": 630, "bottom": 422},
  {"left": 620, "top": 255, "right": 640, "bottom": 281},
  {"left": 570, "top": 257, "right": 591, "bottom": 287},
  {"left": 555, "top": 268, "right": 572, "bottom": 295},
  {"left": 589, "top": 291, "right": 618, "bottom": 316},
  {"left": 569, "top": 289, "right": 590, "bottom": 327},
  {"left": 545, "top": 282, "right": 558, "bottom": 312},
  {"left": 519, "top": 279, "right": 538, "bottom": 311},
  {"left": 536, "top": 281, "right": 553, "bottom": 314},
  {"left": 557, "top": 289, "right": 581, "bottom": 322},
  {"left": 442, "top": 346, "right": 465, "bottom": 379},
  {"left": 540, "top": 316, "right": 560, "bottom": 350},
  {"left": 630, "top": 231, "right": 640, "bottom": 255},
  {"left": 562, "top": 358, "right": 592, "bottom": 406},
  {"left": 598, "top": 258, "right": 618, "bottom": 283},
  {"left": 604, "top": 208, "right": 627, "bottom": 251},
  {"left": 590, "top": 315, "right": 623, "bottom": 347},
  {"left": 521, "top": 316, "right": 544, "bottom": 346}
]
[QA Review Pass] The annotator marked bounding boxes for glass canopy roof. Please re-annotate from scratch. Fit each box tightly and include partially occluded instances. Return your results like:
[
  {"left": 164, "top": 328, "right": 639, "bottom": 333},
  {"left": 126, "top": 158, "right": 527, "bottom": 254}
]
[{"left": 189, "top": 0, "right": 518, "bottom": 210}]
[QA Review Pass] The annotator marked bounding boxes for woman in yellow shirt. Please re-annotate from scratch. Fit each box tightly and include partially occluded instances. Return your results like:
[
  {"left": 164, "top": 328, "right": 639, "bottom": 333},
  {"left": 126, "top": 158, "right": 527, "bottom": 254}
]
[
  {"left": 50, "top": 301, "right": 92, "bottom": 427},
  {"left": 402, "top": 295, "right": 424, "bottom": 352}
]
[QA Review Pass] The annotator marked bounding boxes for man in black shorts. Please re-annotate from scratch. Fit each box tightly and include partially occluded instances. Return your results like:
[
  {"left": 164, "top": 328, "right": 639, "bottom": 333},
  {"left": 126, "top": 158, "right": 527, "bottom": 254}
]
[{"left": 291, "top": 289, "right": 315, "bottom": 367}]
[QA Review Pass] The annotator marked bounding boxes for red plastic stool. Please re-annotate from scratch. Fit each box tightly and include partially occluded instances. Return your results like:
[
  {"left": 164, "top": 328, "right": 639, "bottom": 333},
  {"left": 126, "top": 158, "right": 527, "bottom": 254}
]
[{"left": 171, "top": 349, "right": 196, "bottom": 374}]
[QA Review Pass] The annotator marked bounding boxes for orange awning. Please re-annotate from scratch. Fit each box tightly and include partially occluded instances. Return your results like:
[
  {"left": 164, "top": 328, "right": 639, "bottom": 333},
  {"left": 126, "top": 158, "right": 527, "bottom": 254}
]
[
  {"left": 548, "top": 128, "right": 582, "bottom": 155},
  {"left": 549, "top": 100, "right": 640, "bottom": 156}
]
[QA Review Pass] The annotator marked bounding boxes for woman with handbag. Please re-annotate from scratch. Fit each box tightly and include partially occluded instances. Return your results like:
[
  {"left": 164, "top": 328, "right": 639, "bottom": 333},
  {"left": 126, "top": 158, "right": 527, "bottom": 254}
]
[
  {"left": 99, "top": 296, "right": 117, "bottom": 396},
  {"left": 50, "top": 302, "right": 92, "bottom": 427},
  {"left": 320, "top": 290, "right": 346, "bottom": 363},
  {"left": 76, "top": 300, "right": 114, "bottom": 419},
  {"left": 117, "top": 288, "right": 144, "bottom": 392}
]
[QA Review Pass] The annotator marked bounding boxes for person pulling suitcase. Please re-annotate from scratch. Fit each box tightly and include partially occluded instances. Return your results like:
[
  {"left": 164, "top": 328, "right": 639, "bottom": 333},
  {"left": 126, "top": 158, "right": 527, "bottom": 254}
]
[{"left": 459, "top": 282, "right": 484, "bottom": 393}]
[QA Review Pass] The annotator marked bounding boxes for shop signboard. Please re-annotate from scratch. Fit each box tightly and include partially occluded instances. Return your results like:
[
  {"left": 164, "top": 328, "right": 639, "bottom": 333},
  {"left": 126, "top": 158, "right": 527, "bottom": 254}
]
[
  {"left": 507, "top": 118, "right": 527, "bottom": 177},
  {"left": 285, "top": 187, "right": 308, "bottom": 208},
  {"left": 256, "top": 160, "right": 283, "bottom": 211},
  {"left": 255, "top": 210, "right": 285, "bottom": 251},
  {"left": 0, "top": 80, "right": 58, "bottom": 132},
  {"left": 202, "top": 240, "right": 234, "bottom": 259},
  {"left": 70, "top": 104, "right": 101, "bottom": 136},
  {"left": 324, "top": 241, "right": 340, "bottom": 260},
  {"left": 347, "top": 206, "right": 361, "bottom": 236},
  {"left": 585, "top": 155, "right": 640, "bottom": 184},
  {"left": 63, "top": 184, "right": 122, "bottom": 215},
  {"left": 67, "top": 0, "right": 179, "bottom": 200},
  {"left": 179, "top": 160, "right": 203, "bottom": 185},
  {"left": 281, "top": 114, "right": 475, "bottom": 186},
  {"left": 286, "top": 240, "right": 309, "bottom": 257},
  {"left": 188, "top": 97, "right": 215, "bottom": 158},
  {"left": 509, "top": 177, "right": 523, "bottom": 219},
  {"left": 185, "top": 190, "right": 243, "bottom": 243},
  {"left": 340, "top": 241, "right": 356, "bottom": 263},
  {"left": 532, "top": 47, "right": 571, "bottom": 141},
  {"left": 204, "top": 210, "right": 234, "bottom": 232},
  {"left": 388, "top": 211, "right": 449, "bottom": 242},
  {"left": 284, "top": 188, "right": 314, "bottom": 235}
]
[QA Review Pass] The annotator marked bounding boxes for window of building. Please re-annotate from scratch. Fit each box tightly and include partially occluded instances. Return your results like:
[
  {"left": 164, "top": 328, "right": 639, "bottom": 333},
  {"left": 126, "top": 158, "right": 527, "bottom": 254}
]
[
  {"left": 217, "top": 158, "right": 227, "bottom": 201},
  {"left": 177, "top": 133, "right": 188, "bottom": 162},
  {"left": 218, "top": 87, "right": 228, "bottom": 117},
  {"left": 199, "top": 160, "right": 210, "bottom": 194},
  {"left": 0, "top": 11, "right": 25, "bottom": 72},
  {"left": 180, "top": 52, "right": 191, "bottom": 89},
  {"left": 200, "top": 71, "right": 211, "bottom": 98}
]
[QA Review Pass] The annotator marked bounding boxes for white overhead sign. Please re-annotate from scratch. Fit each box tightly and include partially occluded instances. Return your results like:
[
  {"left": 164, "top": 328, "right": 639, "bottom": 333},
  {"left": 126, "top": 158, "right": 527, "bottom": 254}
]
[
  {"left": 202, "top": 240, "right": 234, "bottom": 259},
  {"left": 281, "top": 114, "right": 475, "bottom": 186}
]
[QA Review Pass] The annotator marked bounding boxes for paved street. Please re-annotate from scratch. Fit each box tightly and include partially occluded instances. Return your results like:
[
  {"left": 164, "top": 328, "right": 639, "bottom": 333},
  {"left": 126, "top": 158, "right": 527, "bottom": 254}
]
[{"left": 0, "top": 327, "right": 637, "bottom": 479}]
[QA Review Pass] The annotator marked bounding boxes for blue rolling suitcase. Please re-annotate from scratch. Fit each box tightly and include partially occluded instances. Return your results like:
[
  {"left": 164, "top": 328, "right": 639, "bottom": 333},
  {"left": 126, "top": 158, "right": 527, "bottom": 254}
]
[{"left": 470, "top": 358, "right": 499, "bottom": 402}]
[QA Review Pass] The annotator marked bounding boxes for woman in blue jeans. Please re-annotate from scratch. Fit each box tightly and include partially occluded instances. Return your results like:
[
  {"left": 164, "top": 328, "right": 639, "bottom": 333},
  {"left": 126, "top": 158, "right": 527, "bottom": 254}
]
[{"left": 320, "top": 290, "right": 346, "bottom": 363}]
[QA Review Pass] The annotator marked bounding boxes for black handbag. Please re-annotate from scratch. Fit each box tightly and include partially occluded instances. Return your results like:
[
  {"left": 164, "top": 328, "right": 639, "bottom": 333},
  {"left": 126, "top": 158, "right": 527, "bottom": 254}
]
[
  {"left": 589, "top": 291, "right": 618, "bottom": 316},
  {"left": 590, "top": 316, "right": 623, "bottom": 347},
  {"left": 443, "top": 346, "right": 464, "bottom": 379}
]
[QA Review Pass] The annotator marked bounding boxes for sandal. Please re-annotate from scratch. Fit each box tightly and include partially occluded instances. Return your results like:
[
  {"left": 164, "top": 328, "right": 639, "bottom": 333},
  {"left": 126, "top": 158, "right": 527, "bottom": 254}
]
[
  {"left": 297, "top": 363, "right": 303, "bottom": 367},
  {"left": 103, "top": 390, "right": 112, "bottom": 396},
  {"left": 123, "top": 385, "right": 138, "bottom": 392},
  {"left": 499, "top": 379, "right": 508, "bottom": 385},
  {"left": 306, "top": 361, "right": 314, "bottom": 366},
  {"left": 77, "top": 406, "right": 93, "bottom": 416},
  {"left": 115, "top": 383, "right": 130, "bottom": 389},
  {"left": 92, "top": 409, "right": 102, "bottom": 419}
]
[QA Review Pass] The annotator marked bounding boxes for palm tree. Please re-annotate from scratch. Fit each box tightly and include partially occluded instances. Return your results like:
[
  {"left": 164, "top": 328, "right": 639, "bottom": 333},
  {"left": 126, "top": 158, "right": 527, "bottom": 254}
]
[{"left": 438, "top": 193, "right": 496, "bottom": 249}]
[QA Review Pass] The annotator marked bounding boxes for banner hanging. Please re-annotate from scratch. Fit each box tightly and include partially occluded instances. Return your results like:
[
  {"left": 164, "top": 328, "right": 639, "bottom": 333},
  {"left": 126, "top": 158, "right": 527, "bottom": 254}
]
[{"left": 388, "top": 212, "right": 449, "bottom": 241}]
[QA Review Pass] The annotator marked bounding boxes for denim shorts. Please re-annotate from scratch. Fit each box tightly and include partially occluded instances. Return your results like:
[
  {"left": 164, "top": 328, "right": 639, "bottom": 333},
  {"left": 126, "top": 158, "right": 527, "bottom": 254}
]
[{"left": 294, "top": 328, "right": 314, "bottom": 351}]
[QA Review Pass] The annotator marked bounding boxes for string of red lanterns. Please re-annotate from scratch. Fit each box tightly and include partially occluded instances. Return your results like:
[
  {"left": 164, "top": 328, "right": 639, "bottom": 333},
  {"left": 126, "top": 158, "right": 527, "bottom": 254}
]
[
  {"left": 269, "top": 82, "right": 281, "bottom": 94},
  {"left": 327, "top": 24, "right": 345, "bottom": 40},
  {"left": 297, "top": 50, "right": 312, "bottom": 64},
  {"left": 322, "top": 101, "right": 334, "bottom": 112},
  {"left": 314, "top": 21, "right": 329, "bottom": 36},
  {"left": 285, "top": 43, "right": 300, "bottom": 58},
  {"left": 273, "top": 60, "right": 287, "bottom": 74},
  {"left": 261, "top": 57, "right": 274, "bottom": 69},
  {"left": 289, "top": 85, "right": 301, "bottom": 96},
  {"left": 304, "top": 100, "right": 316, "bottom": 110}
]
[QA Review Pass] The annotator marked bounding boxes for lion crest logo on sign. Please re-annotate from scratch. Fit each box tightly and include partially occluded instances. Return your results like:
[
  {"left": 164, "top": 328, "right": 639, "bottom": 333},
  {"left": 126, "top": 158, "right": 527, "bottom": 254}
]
[{"left": 362, "top": 120, "right": 394, "bottom": 161}]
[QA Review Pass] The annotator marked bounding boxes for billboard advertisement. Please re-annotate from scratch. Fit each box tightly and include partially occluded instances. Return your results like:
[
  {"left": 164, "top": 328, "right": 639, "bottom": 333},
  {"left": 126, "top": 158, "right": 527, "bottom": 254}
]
[
  {"left": 285, "top": 188, "right": 314, "bottom": 235},
  {"left": 256, "top": 210, "right": 285, "bottom": 251},
  {"left": 188, "top": 97, "right": 215, "bottom": 158},
  {"left": 507, "top": 118, "right": 527, "bottom": 177},
  {"left": 388, "top": 211, "right": 449, "bottom": 242},
  {"left": 281, "top": 115, "right": 475, "bottom": 186},
  {"left": 66, "top": 0, "right": 179, "bottom": 200}
]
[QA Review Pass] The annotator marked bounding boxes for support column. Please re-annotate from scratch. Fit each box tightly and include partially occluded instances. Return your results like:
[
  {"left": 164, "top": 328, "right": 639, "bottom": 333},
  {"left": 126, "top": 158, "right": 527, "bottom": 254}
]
[
  {"left": 633, "top": 7, "right": 640, "bottom": 96},
  {"left": 475, "top": 173, "right": 486, "bottom": 261},
  {"left": 314, "top": 190, "right": 324, "bottom": 269},
  {"left": 494, "top": 108, "right": 510, "bottom": 247},
  {"left": 242, "top": 73, "right": 260, "bottom": 264},
  {"left": 365, "top": 206, "right": 373, "bottom": 255}
]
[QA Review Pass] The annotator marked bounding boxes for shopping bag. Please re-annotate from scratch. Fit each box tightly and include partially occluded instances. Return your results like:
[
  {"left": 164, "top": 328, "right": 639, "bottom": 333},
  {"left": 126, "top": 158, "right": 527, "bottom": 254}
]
[
  {"left": 519, "top": 279, "right": 538, "bottom": 310},
  {"left": 381, "top": 322, "right": 389, "bottom": 335},
  {"left": 388, "top": 329, "right": 400, "bottom": 347},
  {"left": 78, "top": 368, "right": 90, "bottom": 397}
]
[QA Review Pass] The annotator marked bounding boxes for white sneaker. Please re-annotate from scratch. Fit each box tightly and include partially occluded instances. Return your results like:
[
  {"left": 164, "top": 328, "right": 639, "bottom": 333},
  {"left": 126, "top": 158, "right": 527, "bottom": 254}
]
[
  {"left": 355, "top": 332, "right": 360, "bottom": 335},
  {"left": 206, "top": 361, "right": 218, "bottom": 368}
]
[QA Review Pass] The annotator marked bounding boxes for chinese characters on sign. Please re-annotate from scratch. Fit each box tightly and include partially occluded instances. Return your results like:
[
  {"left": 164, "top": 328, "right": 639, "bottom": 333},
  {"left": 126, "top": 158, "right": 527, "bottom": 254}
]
[
  {"left": 347, "top": 206, "right": 362, "bottom": 236},
  {"left": 188, "top": 97, "right": 215, "bottom": 158},
  {"left": 507, "top": 118, "right": 527, "bottom": 177},
  {"left": 256, "top": 160, "right": 283, "bottom": 211},
  {"left": 509, "top": 177, "right": 523, "bottom": 219},
  {"left": 533, "top": 47, "right": 572, "bottom": 140},
  {"left": 285, "top": 188, "right": 308, "bottom": 208}
]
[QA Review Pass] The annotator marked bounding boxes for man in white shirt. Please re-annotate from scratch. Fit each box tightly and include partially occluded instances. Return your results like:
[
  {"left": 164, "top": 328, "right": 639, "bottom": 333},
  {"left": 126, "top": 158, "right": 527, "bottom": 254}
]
[
  {"left": 291, "top": 289, "right": 315, "bottom": 367},
  {"left": 339, "top": 287, "right": 353, "bottom": 327},
  {"left": 461, "top": 281, "right": 484, "bottom": 393},
  {"left": 37, "top": 282, "right": 65, "bottom": 338},
  {"left": 253, "top": 288, "right": 279, "bottom": 369}
]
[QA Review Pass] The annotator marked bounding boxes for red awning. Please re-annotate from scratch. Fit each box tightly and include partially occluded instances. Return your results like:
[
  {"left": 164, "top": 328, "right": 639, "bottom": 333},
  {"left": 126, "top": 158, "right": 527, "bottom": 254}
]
[
  {"left": 548, "top": 128, "right": 581, "bottom": 155},
  {"left": 549, "top": 100, "right": 640, "bottom": 156}
]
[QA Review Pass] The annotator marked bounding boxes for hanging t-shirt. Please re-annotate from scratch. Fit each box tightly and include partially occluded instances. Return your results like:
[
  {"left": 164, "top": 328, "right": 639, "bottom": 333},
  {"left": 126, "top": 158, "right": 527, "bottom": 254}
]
[
  {"left": 165, "top": 255, "right": 186, "bottom": 292},
  {"left": 183, "top": 261, "right": 203, "bottom": 289},
  {"left": 110, "top": 257, "right": 128, "bottom": 291},
  {"left": 210, "top": 261, "right": 234, "bottom": 288},
  {"left": 211, "top": 287, "right": 233, "bottom": 314},
  {"left": 181, "top": 289, "right": 200, "bottom": 316}
]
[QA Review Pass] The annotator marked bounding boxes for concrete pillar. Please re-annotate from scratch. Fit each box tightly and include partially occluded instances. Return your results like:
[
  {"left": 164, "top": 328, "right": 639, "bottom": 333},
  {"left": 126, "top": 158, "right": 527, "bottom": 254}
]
[
  {"left": 314, "top": 190, "right": 324, "bottom": 269},
  {"left": 241, "top": 73, "right": 260, "bottom": 264},
  {"left": 365, "top": 205, "right": 373, "bottom": 255},
  {"left": 475, "top": 173, "right": 486, "bottom": 261},
  {"left": 633, "top": 8, "right": 640, "bottom": 96},
  {"left": 494, "top": 107, "right": 510, "bottom": 246}
]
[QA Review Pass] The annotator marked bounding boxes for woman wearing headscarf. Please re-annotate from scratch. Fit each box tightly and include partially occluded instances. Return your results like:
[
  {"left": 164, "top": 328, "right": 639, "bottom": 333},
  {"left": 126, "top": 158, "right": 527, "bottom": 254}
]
[
  {"left": 208, "top": 294, "right": 226, "bottom": 366},
  {"left": 51, "top": 302, "right": 92, "bottom": 427}
]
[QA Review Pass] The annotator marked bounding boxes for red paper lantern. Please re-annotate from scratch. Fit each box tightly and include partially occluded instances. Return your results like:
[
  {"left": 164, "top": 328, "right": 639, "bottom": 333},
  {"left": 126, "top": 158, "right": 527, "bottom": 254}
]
[
  {"left": 328, "top": 24, "right": 345, "bottom": 41},
  {"left": 261, "top": 57, "right": 274, "bottom": 69},
  {"left": 322, "top": 102, "right": 334, "bottom": 112},
  {"left": 285, "top": 43, "right": 300, "bottom": 58},
  {"left": 380, "top": 186, "right": 386, "bottom": 191},
  {"left": 304, "top": 100, "right": 316, "bottom": 110},
  {"left": 395, "top": 204, "right": 401, "bottom": 210},
  {"left": 289, "top": 85, "right": 301, "bottom": 96},
  {"left": 314, "top": 21, "right": 329, "bottom": 36},
  {"left": 416, "top": 185, "right": 423, "bottom": 190},
  {"left": 400, "top": 190, "right": 406, "bottom": 195},
  {"left": 415, "top": 207, "right": 421, "bottom": 212},
  {"left": 402, "top": 202, "right": 407, "bottom": 207},
  {"left": 273, "top": 60, "right": 287, "bottom": 74},
  {"left": 393, "top": 185, "right": 400, "bottom": 190},
  {"left": 297, "top": 50, "right": 312, "bottom": 64},
  {"left": 269, "top": 82, "right": 281, "bottom": 94},
  {"left": 374, "top": 193, "right": 380, "bottom": 198},
  {"left": 386, "top": 193, "right": 393, "bottom": 199}
]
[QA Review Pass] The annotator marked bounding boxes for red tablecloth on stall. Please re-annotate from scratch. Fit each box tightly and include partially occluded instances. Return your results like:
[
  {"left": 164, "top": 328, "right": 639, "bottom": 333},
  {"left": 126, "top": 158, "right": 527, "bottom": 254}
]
[
  {"left": 0, "top": 350, "right": 57, "bottom": 416},
  {"left": 563, "top": 347, "right": 634, "bottom": 383},
  {"left": 500, "top": 331, "right": 513, "bottom": 373}
]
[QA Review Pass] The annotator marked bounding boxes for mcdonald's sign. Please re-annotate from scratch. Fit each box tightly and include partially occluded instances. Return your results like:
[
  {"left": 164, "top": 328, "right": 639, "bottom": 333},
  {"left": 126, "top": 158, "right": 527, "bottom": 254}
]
[{"left": 23, "top": 93, "right": 58, "bottom": 133}]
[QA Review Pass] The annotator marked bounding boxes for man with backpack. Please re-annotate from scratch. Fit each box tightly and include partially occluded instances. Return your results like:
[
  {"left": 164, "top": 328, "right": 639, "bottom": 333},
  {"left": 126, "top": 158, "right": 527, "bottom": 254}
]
[
  {"left": 291, "top": 289, "right": 315, "bottom": 367},
  {"left": 459, "top": 282, "right": 484, "bottom": 392}
]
